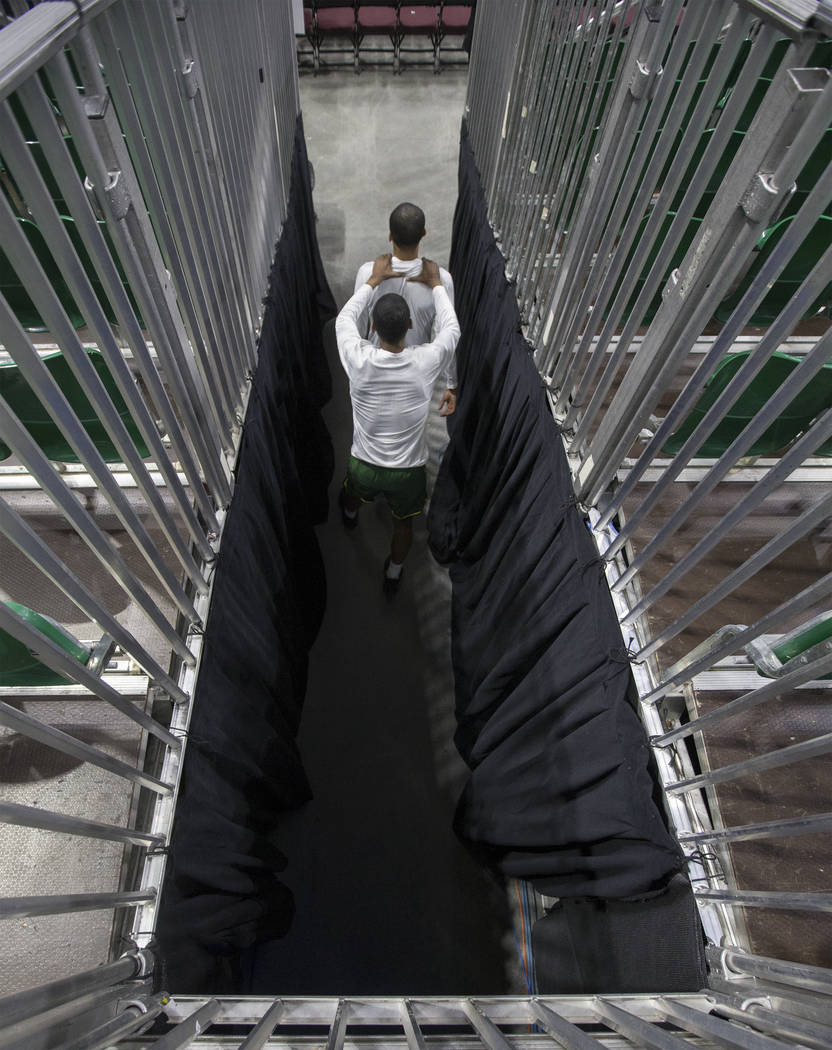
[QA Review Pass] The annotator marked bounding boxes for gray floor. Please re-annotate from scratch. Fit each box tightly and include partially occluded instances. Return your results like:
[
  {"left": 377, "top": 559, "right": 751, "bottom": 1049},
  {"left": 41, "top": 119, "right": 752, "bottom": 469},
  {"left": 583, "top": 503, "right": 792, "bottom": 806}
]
[{"left": 244, "top": 67, "right": 524, "bottom": 994}]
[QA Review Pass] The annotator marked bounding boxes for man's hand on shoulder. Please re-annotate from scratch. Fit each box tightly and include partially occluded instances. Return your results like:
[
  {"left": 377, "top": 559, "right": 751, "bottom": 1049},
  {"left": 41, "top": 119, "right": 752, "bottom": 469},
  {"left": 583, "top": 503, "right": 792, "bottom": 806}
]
[
  {"left": 408, "top": 258, "right": 442, "bottom": 289},
  {"left": 366, "top": 253, "right": 397, "bottom": 288}
]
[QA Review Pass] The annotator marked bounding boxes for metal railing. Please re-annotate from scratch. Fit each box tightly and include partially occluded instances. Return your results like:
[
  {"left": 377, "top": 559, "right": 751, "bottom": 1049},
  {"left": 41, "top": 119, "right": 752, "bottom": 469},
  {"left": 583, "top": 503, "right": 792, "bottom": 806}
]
[
  {"left": 0, "top": 0, "right": 298, "bottom": 995},
  {"left": 3, "top": 1, "right": 832, "bottom": 1047},
  {"left": 467, "top": 0, "right": 832, "bottom": 970},
  {"left": 2, "top": 956, "right": 832, "bottom": 1048}
]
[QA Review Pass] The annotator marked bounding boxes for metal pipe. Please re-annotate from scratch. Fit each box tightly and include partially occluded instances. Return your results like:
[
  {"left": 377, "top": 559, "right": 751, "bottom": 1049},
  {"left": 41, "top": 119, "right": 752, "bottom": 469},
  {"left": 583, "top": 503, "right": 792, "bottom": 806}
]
[
  {"left": 576, "top": 55, "right": 829, "bottom": 504},
  {"left": 326, "top": 1000, "right": 349, "bottom": 1050},
  {"left": 694, "top": 889, "right": 832, "bottom": 913},
  {"left": 0, "top": 496, "right": 189, "bottom": 702},
  {"left": 593, "top": 997, "right": 691, "bottom": 1049},
  {"left": 664, "top": 731, "right": 832, "bottom": 795},
  {"left": 52, "top": 36, "right": 233, "bottom": 496},
  {"left": 632, "top": 491, "right": 832, "bottom": 661},
  {"left": 143, "top": 1000, "right": 222, "bottom": 1050},
  {"left": 0, "top": 603, "right": 181, "bottom": 747},
  {"left": 704, "top": 992, "right": 832, "bottom": 1050},
  {"left": 646, "top": 571, "right": 832, "bottom": 702},
  {"left": 610, "top": 266, "right": 832, "bottom": 589},
  {"left": 679, "top": 812, "right": 832, "bottom": 846},
  {"left": 0, "top": 950, "right": 151, "bottom": 1027},
  {"left": 0, "top": 701, "right": 174, "bottom": 794},
  {"left": 0, "top": 801, "right": 164, "bottom": 848},
  {"left": 49, "top": 995, "right": 166, "bottom": 1050},
  {"left": 713, "top": 947, "right": 832, "bottom": 994},
  {"left": 654, "top": 647, "right": 832, "bottom": 746},
  {"left": 562, "top": 18, "right": 780, "bottom": 435},
  {"left": 531, "top": 998, "right": 603, "bottom": 1050},
  {"left": 238, "top": 1000, "right": 285, "bottom": 1050},
  {"left": 0, "top": 398, "right": 196, "bottom": 666},
  {"left": 0, "top": 0, "right": 117, "bottom": 101},
  {"left": 399, "top": 1000, "right": 429, "bottom": 1050},
  {"left": 597, "top": 158, "right": 832, "bottom": 537},
  {"left": 461, "top": 999, "right": 517, "bottom": 1050},
  {"left": 9, "top": 76, "right": 215, "bottom": 567},
  {"left": 0, "top": 889, "right": 156, "bottom": 919},
  {"left": 0, "top": 117, "right": 206, "bottom": 615}
]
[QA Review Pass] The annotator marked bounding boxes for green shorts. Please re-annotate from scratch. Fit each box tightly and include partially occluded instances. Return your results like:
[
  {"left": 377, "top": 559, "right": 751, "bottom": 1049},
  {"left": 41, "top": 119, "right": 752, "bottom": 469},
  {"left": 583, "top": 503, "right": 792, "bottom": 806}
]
[{"left": 344, "top": 455, "right": 427, "bottom": 519}]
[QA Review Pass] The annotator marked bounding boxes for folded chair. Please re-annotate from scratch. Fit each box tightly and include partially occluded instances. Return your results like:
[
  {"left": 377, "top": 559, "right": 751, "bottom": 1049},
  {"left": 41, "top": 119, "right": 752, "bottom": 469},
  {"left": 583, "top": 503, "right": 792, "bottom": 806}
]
[
  {"left": 356, "top": 1, "right": 402, "bottom": 72},
  {"left": 398, "top": 2, "right": 441, "bottom": 73},
  {"left": 435, "top": 1, "right": 472, "bottom": 68},
  {"left": 306, "top": 1, "right": 359, "bottom": 72}
]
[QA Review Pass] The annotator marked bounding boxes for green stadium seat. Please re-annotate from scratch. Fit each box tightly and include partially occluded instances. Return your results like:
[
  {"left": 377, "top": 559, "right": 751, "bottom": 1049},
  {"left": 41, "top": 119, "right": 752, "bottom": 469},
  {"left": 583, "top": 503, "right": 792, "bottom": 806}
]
[
  {"left": 0, "top": 600, "right": 108, "bottom": 687},
  {"left": 0, "top": 347, "right": 150, "bottom": 463},
  {"left": 715, "top": 214, "right": 832, "bottom": 326},
  {"left": 661, "top": 350, "right": 832, "bottom": 458},
  {"left": 745, "top": 611, "right": 832, "bottom": 681}
]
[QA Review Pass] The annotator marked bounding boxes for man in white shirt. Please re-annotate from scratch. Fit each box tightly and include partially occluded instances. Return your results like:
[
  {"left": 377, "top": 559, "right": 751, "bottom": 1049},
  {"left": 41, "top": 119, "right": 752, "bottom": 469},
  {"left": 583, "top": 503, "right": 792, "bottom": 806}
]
[{"left": 336, "top": 253, "right": 460, "bottom": 595}]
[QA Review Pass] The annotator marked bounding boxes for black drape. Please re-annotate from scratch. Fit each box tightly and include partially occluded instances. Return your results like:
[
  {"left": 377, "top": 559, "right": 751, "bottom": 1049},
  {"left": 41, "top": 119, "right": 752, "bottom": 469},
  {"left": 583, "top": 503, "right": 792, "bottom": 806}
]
[
  {"left": 429, "top": 122, "right": 684, "bottom": 902},
  {"left": 156, "top": 117, "right": 336, "bottom": 990}
]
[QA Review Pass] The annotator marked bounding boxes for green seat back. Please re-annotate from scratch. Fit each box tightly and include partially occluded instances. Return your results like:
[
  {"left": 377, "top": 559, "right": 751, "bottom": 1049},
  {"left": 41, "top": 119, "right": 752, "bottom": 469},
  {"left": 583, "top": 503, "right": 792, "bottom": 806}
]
[
  {"left": 715, "top": 215, "right": 832, "bottom": 326},
  {"left": 0, "top": 348, "right": 150, "bottom": 463},
  {"left": 662, "top": 350, "right": 832, "bottom": 457},
  {"left": 0, "top": 600, "right": 90, "bottom": 687},
  {"left": 772, "top": 615, "right": 832, "bottom": 671}
]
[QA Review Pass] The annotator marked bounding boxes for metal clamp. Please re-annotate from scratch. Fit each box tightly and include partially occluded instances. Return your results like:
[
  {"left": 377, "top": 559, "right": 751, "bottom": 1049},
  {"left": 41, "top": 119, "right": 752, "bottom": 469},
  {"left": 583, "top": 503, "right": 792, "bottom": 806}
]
[
  {"left": 83, "top": 93, "right": 109, "bottom": 120},
  {"left": 739, "top": 171, "right": 780, "bottom": 224},
  {"left": 86, "top": 169, "right": 132, "bottom": 220},
  {"left": 181, "top": 59, "right": 198, "bottom": 100}
]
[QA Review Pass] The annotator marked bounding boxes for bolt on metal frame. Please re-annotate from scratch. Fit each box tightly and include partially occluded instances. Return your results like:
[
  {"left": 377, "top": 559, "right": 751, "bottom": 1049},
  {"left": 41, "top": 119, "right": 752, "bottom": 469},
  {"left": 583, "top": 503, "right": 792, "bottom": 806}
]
[
  {"left": 0, "top": 0, "right": 298, "bottom": 997},
  {"left": 466, "top": 0, "right": 832, "bottom": 996}
]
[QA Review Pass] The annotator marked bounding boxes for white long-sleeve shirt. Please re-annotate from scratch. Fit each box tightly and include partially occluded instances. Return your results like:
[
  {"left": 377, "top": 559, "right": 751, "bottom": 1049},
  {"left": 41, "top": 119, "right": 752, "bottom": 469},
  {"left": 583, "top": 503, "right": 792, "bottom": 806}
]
[
  {"left": 336, "top": 282, "right": 460, "bottom": 468},
  {"left": 353, "top": 256, "right": 457, "bottom": 389}
]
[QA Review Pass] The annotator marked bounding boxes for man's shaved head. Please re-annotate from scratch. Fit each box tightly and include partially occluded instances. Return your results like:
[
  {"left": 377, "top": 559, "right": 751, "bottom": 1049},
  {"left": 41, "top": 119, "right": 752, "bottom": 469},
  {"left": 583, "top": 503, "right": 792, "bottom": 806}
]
[{"left": 389, "top": 202, "right": 426, "bottom": 250}]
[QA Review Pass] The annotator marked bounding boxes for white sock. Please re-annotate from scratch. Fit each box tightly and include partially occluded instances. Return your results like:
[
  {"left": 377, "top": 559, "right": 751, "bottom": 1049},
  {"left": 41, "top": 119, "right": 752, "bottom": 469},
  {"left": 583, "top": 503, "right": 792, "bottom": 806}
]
[{"left": 386, "top": 559, "right": 403, "bottom": 579}]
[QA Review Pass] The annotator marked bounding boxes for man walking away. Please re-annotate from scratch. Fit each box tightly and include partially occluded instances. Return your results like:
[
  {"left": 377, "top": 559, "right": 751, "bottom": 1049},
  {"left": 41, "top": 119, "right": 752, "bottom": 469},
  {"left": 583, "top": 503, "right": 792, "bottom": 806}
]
[{"left": 335, "top": 253, "right": 460, "bottom": 595}]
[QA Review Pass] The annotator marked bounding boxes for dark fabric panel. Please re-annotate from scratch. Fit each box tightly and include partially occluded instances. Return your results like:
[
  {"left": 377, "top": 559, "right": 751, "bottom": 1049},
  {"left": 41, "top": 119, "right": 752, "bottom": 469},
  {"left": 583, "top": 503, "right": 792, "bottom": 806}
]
[
  {"left": 531, "top": 874, "right": 707, "bottom": 993},
  {"left": 156, "top": 117, "right": 336, "bottom": 991},
  {"left": 429, "top": 121, "right": 684, "bottom": 900}
]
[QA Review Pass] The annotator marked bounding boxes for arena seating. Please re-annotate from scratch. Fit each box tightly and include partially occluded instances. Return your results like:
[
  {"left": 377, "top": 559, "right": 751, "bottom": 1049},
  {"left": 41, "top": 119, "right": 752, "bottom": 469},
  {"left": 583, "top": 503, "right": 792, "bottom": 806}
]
[{"left": 300, "top": 2, "right": 473, "bottom": 72}]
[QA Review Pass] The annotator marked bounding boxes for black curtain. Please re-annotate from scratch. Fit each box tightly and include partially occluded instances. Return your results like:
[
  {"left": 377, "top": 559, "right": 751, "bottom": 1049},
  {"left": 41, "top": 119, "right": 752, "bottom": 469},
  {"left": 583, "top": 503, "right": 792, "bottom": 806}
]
[
  {"left": 156, "top": 117, "right": 336, "bottom": 991},
  {"left": 429, "top": 122, "right": 684, "bottom": 902}
]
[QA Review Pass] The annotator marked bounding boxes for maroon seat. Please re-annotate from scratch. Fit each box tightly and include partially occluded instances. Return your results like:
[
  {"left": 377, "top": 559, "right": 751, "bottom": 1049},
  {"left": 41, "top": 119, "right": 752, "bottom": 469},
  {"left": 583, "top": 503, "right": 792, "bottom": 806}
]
[
  {"left": 356, "top": 2, "right": 401, "bottom": 71},
  {"left": 440, "top": 2, "right": 471, "bottom": 30},
  {"left": 400, "top": 2, "right": 438, "bottom": 29},
  {"left": 306, "top": 2, "right": 358, "bottom": 72},
  {"left": 357, "top": 3, "right": 398, "bottom": 30},
  {"left": 398, "top": 3, "right": 440, "bottom": 71},
  {"left": 317, "top": 0, "right": 357, "bottom": 30}
]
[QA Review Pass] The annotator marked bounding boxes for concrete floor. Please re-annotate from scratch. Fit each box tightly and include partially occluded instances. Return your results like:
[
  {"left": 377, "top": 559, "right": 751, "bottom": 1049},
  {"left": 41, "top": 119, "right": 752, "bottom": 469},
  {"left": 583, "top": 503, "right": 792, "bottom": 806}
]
[{"left": 243, "top": 67, "right": 524, "bottom": 994}]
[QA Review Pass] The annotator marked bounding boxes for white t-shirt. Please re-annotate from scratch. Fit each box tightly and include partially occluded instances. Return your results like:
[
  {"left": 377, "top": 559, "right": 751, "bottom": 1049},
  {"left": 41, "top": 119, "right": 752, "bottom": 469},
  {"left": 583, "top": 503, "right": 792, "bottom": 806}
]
[
  {"left": 336, "top": 282, "right": 460, "bottom": 468},
  {"left": 353, "top": 256, "right": 457, "bottom": 389}
]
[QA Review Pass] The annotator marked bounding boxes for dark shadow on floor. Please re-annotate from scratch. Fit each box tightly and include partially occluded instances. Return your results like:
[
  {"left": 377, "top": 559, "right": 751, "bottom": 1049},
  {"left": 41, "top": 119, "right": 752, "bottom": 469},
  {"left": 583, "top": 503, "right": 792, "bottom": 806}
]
[{"left": 243, "top": 323, "right": 517, "bottom": 995}]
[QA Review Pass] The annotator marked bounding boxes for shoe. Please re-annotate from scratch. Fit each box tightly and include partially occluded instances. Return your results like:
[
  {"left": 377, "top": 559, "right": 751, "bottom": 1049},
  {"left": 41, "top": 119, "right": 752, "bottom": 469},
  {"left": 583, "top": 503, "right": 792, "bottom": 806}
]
[
  {"left": 338, "top": 488, "right": 358, "bottom": 531},
  {"left": 382, "top": 556, "right": 403, "bottom": 596}
]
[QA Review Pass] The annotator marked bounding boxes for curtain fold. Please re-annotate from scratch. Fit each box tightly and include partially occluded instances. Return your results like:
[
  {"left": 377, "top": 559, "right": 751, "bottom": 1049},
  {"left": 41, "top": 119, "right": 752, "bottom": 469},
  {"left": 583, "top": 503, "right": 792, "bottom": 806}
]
[
  {"left": 429, "top": 121, "right": 683, "bottom": 900},
  {"left": 157, "top": 116, "right": 336, "bottom": 990}
]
